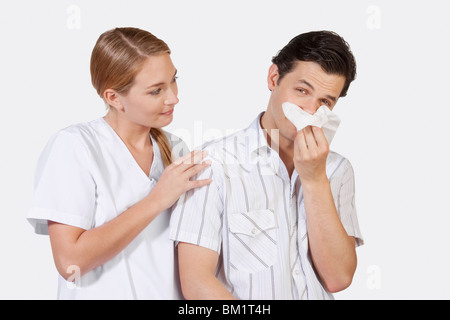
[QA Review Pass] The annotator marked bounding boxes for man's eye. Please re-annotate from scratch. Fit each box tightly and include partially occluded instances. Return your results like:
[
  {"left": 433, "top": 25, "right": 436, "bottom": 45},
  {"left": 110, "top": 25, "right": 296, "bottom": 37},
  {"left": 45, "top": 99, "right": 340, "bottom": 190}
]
[
  {"left": 322, "top": 99, "right": 331, "bottom": 106},
  {"left": 296, "top": 88, "right": 307, "bottom": 94}
]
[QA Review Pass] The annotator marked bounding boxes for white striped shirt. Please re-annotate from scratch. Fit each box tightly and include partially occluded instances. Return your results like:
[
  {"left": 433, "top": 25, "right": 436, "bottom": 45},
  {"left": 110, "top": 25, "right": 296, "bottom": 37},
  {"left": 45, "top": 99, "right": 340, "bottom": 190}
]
[{"left": 170, "top": 112, "right": 364, "bottom": 300}]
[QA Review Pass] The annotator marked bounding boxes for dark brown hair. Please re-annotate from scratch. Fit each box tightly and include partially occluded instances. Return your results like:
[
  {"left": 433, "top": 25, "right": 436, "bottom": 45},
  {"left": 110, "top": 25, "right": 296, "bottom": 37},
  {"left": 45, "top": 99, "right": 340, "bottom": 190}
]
[{"left": 272, "top": 31, "right": 357, "bottom": 97}]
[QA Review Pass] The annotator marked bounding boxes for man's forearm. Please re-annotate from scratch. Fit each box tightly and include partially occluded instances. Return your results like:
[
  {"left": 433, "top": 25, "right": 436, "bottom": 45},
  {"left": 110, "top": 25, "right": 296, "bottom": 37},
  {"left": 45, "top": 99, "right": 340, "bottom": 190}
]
[{"left": 302, "top": 177, "right": 357, "bottom": 293}]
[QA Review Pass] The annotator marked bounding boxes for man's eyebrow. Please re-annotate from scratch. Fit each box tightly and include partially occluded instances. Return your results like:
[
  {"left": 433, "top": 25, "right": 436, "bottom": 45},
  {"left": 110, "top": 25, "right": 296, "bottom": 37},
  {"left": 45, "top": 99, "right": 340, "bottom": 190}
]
[
  {"left": 326, "top": 95, "right": 338, "bottom": 103},
  {"left": 146, "top": 69, "right": 178, "bottom": 89},
  {"left": 297, "top": 79, "right": 338, "bottom": 103},
  {"left": 297, "top": 79, "right": 314, "bottom": 91}
]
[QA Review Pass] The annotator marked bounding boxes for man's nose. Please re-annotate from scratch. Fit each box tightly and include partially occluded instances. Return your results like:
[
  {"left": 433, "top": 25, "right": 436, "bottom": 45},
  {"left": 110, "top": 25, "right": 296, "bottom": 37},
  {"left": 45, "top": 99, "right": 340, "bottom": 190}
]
[{"left": 299, "top": 99, "right": 319, "bottom": 115}]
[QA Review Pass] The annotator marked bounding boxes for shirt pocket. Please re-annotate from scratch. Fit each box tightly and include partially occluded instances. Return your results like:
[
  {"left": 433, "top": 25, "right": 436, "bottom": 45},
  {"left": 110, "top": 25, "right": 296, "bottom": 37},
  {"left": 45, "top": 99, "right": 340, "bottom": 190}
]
[{"left": 228, "top": 209, "right": 278, "bottom": 273}]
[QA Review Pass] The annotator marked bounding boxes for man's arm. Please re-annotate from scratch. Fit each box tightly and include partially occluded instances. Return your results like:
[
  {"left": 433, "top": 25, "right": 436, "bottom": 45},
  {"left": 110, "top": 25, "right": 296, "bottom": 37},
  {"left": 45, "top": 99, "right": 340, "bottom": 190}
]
[
  {"left": 294, "top": 126, "right": 357, "bottom": 293},
  {"left": 177, "top": 242, "right": 235, "bottom": 300},
  {"left": 302, "top": 179, "right": 357, "bottom": 292}
]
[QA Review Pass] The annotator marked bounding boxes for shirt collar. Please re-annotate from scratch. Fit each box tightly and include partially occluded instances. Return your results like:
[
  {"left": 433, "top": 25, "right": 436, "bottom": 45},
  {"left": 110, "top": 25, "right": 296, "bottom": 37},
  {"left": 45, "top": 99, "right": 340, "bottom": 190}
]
[
  {"left": 246, "top": 112, "right": 272, "bottom": 159},
  {"left": 243, "top": 112, "right": 296, "bottom": 183},
  {"left": 243, "top": 112, "right": 345, "bottom": 185},
  {"left": 97, "top": 118, "right": 162, "bottom": 183}
]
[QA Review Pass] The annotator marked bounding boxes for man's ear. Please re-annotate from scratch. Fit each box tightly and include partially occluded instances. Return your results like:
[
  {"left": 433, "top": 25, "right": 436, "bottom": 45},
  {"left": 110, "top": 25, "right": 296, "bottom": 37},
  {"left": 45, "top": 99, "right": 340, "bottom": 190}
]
[
  {"left": 267, "top": 64, "right": 280, "bottom": 91},
  {"left": 104, "top": 89, "right": 124, "bottom": 112}
]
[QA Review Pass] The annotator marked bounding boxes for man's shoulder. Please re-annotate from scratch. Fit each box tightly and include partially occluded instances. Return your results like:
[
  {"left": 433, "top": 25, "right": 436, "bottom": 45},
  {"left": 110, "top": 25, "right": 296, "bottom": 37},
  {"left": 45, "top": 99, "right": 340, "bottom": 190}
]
[
  {"left": 161, "top": 129, "right": 190, "bottom": 159},
  {"left": 327, "top": 150, "right": 354, "bottom": 179},
  {"left": 328, "top": 150, "right": 346, "bottom": 162},
  {"left": 202, "top": 127, "right": 248, "bottom": 149},
  {"left": 199, "top": 128, "right": 250, "bottom": 163},
  {"left": 199, "top": 113, "right": 262, "bottom": 157}
]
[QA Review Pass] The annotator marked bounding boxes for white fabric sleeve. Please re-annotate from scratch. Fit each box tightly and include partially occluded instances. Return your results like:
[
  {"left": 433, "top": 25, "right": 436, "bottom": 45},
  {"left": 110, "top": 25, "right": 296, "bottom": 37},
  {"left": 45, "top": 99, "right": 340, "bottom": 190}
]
[
  {"left": 170, "top": 160, "right": 224, "bottom": 253},
  {"left": 27, "top": 130, "right": 96, "bottom": 235},
  {"left": 337, "top": 160, "right": 364, "bottom": 247}
]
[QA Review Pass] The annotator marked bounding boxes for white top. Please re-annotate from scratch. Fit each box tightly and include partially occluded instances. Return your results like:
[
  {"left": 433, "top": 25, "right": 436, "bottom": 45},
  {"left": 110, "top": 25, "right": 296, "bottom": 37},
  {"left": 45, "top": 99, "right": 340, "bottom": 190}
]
[
  {"left": 170, "top": 112, "right": 364, "bottom": 300},
  {"left": 27, "top": 118, "right": 187, "bottom": 300}
]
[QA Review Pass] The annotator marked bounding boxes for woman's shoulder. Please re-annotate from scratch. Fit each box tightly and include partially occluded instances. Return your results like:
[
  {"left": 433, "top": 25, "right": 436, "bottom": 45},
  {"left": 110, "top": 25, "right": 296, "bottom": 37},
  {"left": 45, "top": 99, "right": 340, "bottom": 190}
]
[
  {"left": 43, "top": 119, "right": 104, "bottom": 157},
  {"left": 57, "top": 118, "right": 103, "bottom": 138},
  {"left": 55, "top": 118, "right": 109, "bottom": 141}
]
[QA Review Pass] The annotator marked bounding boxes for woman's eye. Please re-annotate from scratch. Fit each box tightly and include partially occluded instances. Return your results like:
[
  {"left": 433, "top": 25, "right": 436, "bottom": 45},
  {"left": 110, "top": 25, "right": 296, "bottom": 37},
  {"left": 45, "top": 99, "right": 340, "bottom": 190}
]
[
  {"left": 150, "top": 88, "right": 162, "bottom": 96},
  {"left": 172, "top": 76, "right": 178, "bottom": 83}
]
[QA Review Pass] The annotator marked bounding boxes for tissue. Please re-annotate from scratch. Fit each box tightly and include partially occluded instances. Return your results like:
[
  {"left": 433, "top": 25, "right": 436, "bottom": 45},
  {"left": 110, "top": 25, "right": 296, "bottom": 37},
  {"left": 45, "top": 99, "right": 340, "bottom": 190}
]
[{"left": 282, "top": 102, "right": 341, "bottom": 144}]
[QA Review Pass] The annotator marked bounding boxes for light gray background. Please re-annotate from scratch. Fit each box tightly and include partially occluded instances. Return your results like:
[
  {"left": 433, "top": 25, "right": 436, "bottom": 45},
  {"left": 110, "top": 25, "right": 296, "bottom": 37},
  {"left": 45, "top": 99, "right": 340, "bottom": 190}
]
[{"left": 1, "top": 0, "right": 449, "bottom": 299}]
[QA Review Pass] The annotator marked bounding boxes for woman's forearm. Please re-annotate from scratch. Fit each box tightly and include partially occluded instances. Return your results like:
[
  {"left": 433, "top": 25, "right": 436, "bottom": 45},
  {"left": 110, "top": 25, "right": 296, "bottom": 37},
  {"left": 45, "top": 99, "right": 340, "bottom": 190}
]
[
  {"left": 48, "top": 192, "right": 162, "bottom": 281},
  {"left": 49, "top": 150, "right": 212, "bottom": 281}
]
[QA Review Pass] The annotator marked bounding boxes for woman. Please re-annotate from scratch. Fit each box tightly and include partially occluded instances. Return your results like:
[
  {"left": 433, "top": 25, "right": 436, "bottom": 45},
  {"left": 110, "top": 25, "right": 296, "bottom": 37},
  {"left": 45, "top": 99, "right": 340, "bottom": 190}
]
[{"left": 27, "top": 27, "right": 211, "bottom": 299}]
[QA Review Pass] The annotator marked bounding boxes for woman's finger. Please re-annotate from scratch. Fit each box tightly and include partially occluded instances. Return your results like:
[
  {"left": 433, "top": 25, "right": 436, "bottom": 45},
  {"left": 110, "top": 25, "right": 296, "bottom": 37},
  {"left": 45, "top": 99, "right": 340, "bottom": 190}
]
[
  {"left": 172, "top": 150, "right": 197, "bottom": 165},
  {"left": 184, "top": 160, "right": 212, "bottom": 178},
  {"left": 173, "top": 150, "right": 207, "bottom": 166},
  {"left": 187, "top": 178, "right": 213, "bottom": 190}
]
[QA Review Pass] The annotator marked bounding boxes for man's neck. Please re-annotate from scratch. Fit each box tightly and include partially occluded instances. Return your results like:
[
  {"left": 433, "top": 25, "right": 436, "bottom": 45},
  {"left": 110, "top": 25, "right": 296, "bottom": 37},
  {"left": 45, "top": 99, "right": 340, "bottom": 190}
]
[{"left": 259, "top": 112, "right": 296, "bottom": 177}]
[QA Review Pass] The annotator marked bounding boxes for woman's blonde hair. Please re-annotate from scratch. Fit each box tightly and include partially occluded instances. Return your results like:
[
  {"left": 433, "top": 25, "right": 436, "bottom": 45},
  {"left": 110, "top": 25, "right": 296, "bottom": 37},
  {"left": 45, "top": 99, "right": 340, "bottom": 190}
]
[{"left": 90, "top": 27, "right": 173, "bottom": 167}]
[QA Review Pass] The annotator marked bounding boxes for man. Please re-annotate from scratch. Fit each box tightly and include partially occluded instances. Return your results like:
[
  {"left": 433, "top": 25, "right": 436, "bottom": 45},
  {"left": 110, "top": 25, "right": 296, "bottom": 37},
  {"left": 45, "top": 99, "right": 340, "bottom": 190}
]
[{"left": 170, "top": 31, "right": 364, "bottom": 300}]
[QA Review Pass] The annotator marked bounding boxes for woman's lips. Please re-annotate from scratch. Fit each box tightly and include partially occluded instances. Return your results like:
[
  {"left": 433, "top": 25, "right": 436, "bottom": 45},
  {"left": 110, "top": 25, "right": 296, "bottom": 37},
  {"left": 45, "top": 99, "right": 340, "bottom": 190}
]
[{"left": 160, "top": 109, "right": 174, "bottom": 116}]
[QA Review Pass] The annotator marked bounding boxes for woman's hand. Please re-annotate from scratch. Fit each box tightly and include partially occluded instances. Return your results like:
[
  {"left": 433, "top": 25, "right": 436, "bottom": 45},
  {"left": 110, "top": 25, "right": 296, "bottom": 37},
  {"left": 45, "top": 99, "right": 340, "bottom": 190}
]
[
  {"left": 47, "top": 151, "right": 212, "bottom": 281},
  {"left": 150, "top": 150, "right": 212, "bottom": 212}
]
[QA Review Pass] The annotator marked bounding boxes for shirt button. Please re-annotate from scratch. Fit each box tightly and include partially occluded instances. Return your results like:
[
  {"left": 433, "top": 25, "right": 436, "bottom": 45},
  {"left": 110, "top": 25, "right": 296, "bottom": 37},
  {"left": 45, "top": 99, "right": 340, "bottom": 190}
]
[
  {"left": 251, "top": 228, "right": 258, "bottom": 235},
  {"left": 295, "top": 270, "right": 301, "bottom": 275}
]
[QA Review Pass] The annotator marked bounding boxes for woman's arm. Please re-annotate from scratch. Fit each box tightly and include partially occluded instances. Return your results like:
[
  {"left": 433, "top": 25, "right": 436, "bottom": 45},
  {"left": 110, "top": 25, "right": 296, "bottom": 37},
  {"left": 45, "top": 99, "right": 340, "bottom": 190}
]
[
  {"left": 48, "top": 192, "right": 160, "bottom": 280},
  {"left": 48, "top": 150, "right": 211, "bottom": 281}
]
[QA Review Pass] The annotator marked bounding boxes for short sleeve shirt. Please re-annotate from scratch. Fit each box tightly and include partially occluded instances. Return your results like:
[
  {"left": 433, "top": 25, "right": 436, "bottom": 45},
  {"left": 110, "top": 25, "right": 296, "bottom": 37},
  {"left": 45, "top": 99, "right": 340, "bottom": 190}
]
[
  {"left": 170, "top": 112, "right": 363, "bottom": 300},
  {"left": 27, "top": 118, "right": 188, "bottom": 299}
]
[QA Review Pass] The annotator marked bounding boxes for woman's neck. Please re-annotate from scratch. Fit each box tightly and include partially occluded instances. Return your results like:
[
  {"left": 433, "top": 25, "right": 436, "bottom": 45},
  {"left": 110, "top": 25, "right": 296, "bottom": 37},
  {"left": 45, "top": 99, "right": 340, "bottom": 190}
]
[{"left": 103, "top": 110, "right": 152, "bottom": 150}]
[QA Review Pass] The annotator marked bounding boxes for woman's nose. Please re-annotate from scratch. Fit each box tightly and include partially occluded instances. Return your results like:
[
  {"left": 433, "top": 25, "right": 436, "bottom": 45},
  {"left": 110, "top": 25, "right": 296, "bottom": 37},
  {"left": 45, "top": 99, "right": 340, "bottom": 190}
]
[{"left": 164, "top": 87, "right": 179, "bottom": 106}]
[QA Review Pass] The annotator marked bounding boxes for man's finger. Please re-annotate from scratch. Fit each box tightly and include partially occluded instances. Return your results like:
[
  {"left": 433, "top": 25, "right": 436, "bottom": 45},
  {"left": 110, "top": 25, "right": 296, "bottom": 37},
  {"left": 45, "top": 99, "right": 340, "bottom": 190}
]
[
  {"left": 304, "top": 126, "right": 318, "bottom": 151},
  {"left": 311, "top": 126, "right": 328, "bottom": 149},
  {"left": 295, "top": 129, "right": 308, "bottom": 151}
]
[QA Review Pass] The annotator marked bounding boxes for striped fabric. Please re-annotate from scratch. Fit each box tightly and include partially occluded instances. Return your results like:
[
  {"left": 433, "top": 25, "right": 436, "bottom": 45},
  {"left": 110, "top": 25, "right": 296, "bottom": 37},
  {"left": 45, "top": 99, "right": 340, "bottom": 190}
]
[{"left": 170, "top": 112, "right": 364, "bottom": 300}]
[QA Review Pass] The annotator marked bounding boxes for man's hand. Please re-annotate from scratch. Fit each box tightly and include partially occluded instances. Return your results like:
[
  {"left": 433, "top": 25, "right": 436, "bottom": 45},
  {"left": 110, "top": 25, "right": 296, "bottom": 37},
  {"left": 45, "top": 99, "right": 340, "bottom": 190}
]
[{"left": 293, "top": 126, "right": 329, "bottom": 184}]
